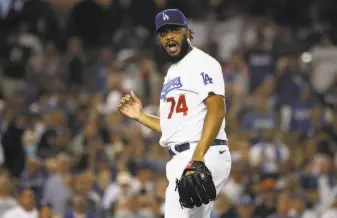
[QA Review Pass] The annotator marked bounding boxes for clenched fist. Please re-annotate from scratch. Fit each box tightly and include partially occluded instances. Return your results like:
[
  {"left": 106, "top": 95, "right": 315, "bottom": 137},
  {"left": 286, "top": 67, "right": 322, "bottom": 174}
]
[{"left": 118, "top": 91, "right": 142, "bottom": 120}]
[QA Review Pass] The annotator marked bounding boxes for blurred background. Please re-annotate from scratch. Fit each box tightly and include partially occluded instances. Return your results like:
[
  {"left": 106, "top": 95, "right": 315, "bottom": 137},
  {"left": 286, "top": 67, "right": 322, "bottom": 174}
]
[{"left": 0, "top": 0, "right": 337, "bottom": 217}]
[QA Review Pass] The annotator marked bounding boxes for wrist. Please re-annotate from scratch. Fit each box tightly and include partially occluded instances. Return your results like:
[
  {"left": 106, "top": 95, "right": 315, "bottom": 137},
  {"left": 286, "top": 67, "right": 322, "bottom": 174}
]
[
  {"left": 192, "top": 150, "right": 205, "bottom": 161},
  {"left": 135, "top": 111, "right": 145, "bottom": 122}
]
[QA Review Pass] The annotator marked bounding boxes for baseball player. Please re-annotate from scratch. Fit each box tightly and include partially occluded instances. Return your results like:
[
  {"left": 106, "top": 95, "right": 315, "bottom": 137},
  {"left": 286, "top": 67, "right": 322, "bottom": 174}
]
[{"left": 118, "top": 9, "right": 231, "bottom": 218}]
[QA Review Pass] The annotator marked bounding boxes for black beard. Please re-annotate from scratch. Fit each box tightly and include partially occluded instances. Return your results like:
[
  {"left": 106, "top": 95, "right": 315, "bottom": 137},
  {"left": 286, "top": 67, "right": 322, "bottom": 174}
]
[{"left": 159, "top": 37, "right": 191, "bottom": 63}]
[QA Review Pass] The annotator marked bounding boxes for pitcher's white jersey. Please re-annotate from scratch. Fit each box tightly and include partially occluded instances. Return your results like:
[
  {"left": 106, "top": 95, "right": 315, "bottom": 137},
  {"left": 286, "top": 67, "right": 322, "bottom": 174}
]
[{"left": 159, "top": 47, "right": 227, "bottom": 147}]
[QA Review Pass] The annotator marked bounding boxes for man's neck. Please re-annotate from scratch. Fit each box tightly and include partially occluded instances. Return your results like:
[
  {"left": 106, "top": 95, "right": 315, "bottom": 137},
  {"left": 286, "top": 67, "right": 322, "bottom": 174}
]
[
  {"left": 74, "top": 210, "right": 85, "bottom": 217},
  {"left": 21, "top": 205, "right": 35, "bottom": 213}
]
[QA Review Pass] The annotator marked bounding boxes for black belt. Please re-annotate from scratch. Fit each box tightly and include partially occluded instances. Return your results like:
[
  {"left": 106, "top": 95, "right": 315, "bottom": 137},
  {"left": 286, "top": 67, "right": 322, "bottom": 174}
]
[{"left": 168, "top": 139, "right": 227, "bottom": 157}]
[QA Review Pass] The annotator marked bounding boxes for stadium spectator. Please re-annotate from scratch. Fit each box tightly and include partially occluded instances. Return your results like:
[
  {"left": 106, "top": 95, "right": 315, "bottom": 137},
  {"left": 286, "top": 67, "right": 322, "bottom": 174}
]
[{"left": 2, "top": 187, "right": 38, "bottom": 218}]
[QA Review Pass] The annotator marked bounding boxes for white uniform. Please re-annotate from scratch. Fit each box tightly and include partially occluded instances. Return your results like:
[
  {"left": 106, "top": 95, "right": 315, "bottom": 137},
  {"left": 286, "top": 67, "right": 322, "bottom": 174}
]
[{"left": 159, "top": 47, "right": 232, "bottom": 218}]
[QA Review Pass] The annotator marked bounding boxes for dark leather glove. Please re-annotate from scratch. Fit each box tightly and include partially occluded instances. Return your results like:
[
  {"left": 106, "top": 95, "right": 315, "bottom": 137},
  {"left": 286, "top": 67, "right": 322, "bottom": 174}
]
[{"left": 175, "top": 161, "right": 217, "bottom": 208}]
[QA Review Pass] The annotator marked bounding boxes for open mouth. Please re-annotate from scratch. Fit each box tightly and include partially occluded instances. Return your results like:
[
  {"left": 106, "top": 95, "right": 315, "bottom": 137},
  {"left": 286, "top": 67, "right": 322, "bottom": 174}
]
[{"left": 166, "top": 41, "right": 179, "bottom": 53}]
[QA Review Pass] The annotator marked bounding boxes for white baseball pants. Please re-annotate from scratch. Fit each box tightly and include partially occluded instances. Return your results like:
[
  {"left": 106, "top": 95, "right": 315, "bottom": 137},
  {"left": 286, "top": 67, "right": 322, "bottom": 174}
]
[{"left": 164, "top": 142, "right": 232, "bottom": 218}]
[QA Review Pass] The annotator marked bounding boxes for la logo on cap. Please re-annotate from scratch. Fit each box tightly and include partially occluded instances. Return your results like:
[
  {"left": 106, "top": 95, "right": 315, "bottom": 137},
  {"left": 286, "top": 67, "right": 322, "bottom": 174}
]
[{"left": 162, "top": 13, "right": 169, "bottom": 21}]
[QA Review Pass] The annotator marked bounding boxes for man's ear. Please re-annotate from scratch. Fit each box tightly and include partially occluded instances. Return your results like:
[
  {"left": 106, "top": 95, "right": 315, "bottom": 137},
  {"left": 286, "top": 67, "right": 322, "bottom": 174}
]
[{"left": 184, "top": 28, "right": 191, "bottom": 39}]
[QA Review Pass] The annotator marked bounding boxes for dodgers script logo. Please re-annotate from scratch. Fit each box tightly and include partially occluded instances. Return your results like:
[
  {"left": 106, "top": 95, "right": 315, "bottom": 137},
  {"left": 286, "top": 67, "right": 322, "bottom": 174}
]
[{"left": 160, "top": 77, "right": 183, "bottom": 100}]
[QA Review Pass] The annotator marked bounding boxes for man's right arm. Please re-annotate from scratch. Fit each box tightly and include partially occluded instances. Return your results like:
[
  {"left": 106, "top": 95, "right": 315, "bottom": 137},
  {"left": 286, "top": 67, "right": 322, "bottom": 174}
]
[
  {"left": 137, "top": 112, "right": 161, "bottom": 133},
  {"left": 118, "top": 91, "right": 161, "bottom": 133}
]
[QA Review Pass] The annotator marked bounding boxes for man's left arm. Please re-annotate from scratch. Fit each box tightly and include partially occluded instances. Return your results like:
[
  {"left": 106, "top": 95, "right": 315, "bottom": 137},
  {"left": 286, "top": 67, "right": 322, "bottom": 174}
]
[
  {"left": 192, "top": 61, "right": 226, "bottom": 161},
  {"left": 192, "top": 94, "right": 225, "bottom": 161}
]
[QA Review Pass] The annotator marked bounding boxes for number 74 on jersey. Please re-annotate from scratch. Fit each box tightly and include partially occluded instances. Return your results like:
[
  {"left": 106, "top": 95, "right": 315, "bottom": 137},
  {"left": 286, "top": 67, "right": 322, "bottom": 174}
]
[{"left": 166, "top": 94, "right": 188, "bottom": 119}]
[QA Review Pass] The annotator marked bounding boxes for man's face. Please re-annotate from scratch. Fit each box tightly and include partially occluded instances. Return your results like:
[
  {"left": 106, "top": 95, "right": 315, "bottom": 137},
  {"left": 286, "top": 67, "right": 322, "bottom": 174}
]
[
  {"left": 20, "top": 189, "right": 35, "bottom": 211},
  {"left": 39, "top": 206, "right": 53, "bottom": 218},
  {"left": 157, "top": 25, "right": 190, "bottom": 62},
  {"left": 97, "top": 170, "right": 111, "bottom": 190}
]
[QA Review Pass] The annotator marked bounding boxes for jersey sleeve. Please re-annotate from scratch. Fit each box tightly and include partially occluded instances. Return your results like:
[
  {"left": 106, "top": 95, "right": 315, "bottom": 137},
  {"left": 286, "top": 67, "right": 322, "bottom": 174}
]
[{"left": 196, "top": 60, "right": 225, "bottom": 101}]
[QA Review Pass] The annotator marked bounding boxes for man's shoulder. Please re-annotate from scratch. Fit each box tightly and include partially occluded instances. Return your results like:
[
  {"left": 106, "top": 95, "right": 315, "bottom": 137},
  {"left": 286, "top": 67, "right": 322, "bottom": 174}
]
[
  {"left": 2, "top": 206, "right": 20, "bottom": 217},
  {"left": 191, "top": 48, "right": 221, "bottom": 67},
  {"left": 0, "top": 197, "right": 17, "bottom": 205}
]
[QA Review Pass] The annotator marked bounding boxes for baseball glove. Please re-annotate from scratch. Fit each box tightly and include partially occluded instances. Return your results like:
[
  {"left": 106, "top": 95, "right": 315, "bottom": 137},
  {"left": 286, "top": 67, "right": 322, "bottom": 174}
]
[{"left": 175, "top": 161, "right": 217, "bottom": 208}]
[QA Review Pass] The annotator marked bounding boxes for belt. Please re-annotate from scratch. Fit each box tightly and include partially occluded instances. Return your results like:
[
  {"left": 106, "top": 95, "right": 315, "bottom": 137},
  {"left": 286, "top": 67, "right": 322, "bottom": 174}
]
[{"left": 168, "top": 139, "right": 227, "bottom": 157}]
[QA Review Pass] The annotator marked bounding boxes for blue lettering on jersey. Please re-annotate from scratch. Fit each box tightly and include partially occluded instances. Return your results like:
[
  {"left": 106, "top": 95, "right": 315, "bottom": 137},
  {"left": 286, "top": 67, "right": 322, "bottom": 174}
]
[
  {"left": 200, "top": 72, "right": 213, "bottom": 85},
  {"left": 160, "top": 77, "right": 183, "bottom": 100}
]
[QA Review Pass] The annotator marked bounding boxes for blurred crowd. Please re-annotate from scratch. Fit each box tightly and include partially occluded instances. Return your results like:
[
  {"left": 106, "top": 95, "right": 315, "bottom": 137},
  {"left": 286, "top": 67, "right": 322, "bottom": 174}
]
[{"left": 0, "top": 0, "right": 337, "bottom": 217}]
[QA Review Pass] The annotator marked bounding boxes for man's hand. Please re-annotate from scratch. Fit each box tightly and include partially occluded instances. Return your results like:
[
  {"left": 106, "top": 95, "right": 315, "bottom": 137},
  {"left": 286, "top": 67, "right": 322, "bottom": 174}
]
[{"left": 118, "top": 91, "right": 142, "bottom": 121}]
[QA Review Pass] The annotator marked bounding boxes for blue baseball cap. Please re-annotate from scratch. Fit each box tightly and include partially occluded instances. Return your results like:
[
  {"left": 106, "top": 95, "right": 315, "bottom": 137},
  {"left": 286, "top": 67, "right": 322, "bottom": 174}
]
[{"left": 155, "top": 9, "right": 188, "bottom": 32}]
